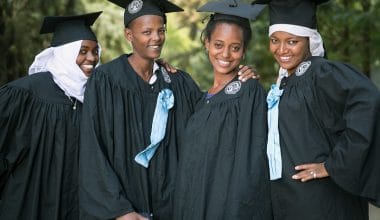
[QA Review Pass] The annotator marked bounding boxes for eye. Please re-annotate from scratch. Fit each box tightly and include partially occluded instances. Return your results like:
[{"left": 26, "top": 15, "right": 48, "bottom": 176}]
[
  {"left": 231, "top": 46, "right": 241, "bottom": 52},
  {"left": 214, "top": 42, "right": 223, "bottom": 49},
  {"left": 270, "top": 38, "right": 278, "bottom": 44},
  {"left": 288, "top": 40, "right": 298, "bottom": 45},
  {"left": 79, "top": 49, "right": 87, "bottom": 55},
  {"left": 93, "top": 49, "right": 99, "bottom": 55},
  {"left": 158, "top": 28, "right": 166, "bottom": 34},
  {"left": 142, "top": 31, "right": 151, "bottom": 35}
]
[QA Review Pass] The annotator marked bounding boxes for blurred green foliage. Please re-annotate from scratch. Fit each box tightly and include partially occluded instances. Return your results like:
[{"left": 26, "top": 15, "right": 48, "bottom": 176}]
[{"left": 1, "top": 0, "right": 379, "bottom": 91}]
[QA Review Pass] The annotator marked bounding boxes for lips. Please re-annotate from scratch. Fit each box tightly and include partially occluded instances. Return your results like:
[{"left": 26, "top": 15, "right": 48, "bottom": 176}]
[
  {"left": 217, "top": 59, "right": 232, "bottom": 67},
  {"left": 80, "top": 64, "right": 95, "bottom": 73},
  {"left": 148, "top": 45, "right": 162, "bottom": 50},
  {"left": 278, "top": 55, "right": 291, "bottom": 63}
]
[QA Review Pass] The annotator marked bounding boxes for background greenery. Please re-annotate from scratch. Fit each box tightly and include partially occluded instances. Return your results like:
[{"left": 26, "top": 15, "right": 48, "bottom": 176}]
[{"left": 1, "top": 0, "right": 379, "bottom": 91}]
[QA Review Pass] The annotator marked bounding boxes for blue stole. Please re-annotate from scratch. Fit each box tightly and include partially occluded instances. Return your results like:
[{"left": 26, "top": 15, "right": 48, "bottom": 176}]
[{"left": 134, "top": 88, "right": 174, "bottom": 168}]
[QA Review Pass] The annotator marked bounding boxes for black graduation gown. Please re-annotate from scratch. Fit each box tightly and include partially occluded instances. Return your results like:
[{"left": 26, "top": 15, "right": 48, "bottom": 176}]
[
  {"left": 79, "top": 54, "right": 201, "bottom": 220},
  {"left": 173, "top": 77, "right": 272, "bottom": 220},
  {"left": 271, "top": 56, "right": 380, "bottom": 220},
  {"left": 0, "top": 72, "right": 82, "bottom": 220}
]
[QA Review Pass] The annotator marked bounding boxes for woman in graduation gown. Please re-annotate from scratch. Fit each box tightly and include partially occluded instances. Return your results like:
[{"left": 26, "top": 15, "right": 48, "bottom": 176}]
[
  {"left": 173, "top": 1, "right": 272, "bottom": 219},
  {"left": 0, "top": 12, "right": 102, "bottom": 220},
  {"left": 258, "top": 0, "right": 380, "bottom": 219},
  {"left": 78, "top": 1, "right": 203, "bottom": 219}
]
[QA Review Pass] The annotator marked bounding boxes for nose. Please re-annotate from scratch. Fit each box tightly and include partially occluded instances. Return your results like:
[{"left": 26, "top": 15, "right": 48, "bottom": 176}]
[
  {"left": 222, "top": 47, "right": 230, "bottom": 58},
  {"left": 86, "top": 52, "right": 97, "bottom": 62},
  {"left": 278, "top": 42, "right": 288, "bottom": 54},
  {"left": 152, "top": 31, "right": 162, "bottom": 41}
]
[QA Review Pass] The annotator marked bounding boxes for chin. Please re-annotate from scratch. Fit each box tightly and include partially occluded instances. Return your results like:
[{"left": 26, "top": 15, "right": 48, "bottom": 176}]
[{"left": 150, "top": 52, "right": 162, "bottom": 59}]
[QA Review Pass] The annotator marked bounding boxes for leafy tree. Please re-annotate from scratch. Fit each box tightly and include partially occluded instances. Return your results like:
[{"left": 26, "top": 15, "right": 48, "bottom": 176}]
[{"left": 0, "top": 0, "right": 82, "bottom": 85}]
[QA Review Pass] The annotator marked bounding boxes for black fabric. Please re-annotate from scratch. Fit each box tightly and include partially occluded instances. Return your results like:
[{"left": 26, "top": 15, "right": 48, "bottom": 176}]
[
  {"left": 79, "top": 54, "right": 202, "bottom": 219},
  {"left": 108, "top": 0, "right": 183, "bottom": 26},
  {"left": 173, "top": 78, "right": 272, "bottom": 220},
  {"left": 271, "top": 56, "right": 380, "bottom": 220},
  {"left": 197, "top": 0, "right": 266, "bottom": 21},
  {"left": 0, "top": 72, "right": 82, "bottom": 219},
  {"left": 40, "top": 11, "right": 101, "bottom": 46},
  {"left": 252, "top": 0, "right": 329, "bottom": 28}
]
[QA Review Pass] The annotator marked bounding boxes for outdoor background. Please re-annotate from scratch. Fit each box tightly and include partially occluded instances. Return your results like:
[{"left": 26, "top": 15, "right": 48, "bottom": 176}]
[{"left": 1, "top": 0, "right": 380, "bottom": 218}]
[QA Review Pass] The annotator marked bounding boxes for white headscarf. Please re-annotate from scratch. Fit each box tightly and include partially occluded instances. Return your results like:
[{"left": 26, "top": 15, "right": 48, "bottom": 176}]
[
  {"left": 269, "top": 24, "right": 325, "bottom": 57},
  {"left": 28, "top": 40, "right": 101, "bottom": 102}
]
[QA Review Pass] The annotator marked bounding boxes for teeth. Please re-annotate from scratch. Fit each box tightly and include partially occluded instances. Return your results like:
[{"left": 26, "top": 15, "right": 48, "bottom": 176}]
[
  {"left": 150, "top": 45, "right": 160, "bottom": 49},
  {"left": 280, "top": 56, "right": 291, "bottom": 62},
  {"left": 82, "top": 65, "right": 93, "bottom": 69},
  {"left": 218, "top": 60, "right": 230, "bottom": 66}
]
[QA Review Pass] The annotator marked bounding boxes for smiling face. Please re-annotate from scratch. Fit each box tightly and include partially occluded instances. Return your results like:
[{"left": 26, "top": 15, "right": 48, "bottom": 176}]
[
  {"left": 205, "top": 23, "right": 245, "bottom": 76},
  {"left": 269, "top": 31, "right": 311, "bottom": 74},
  {"left": 76, "top": 40, "right": 99, "bottom": 77},
  {"left": 125, "top": 15, "right": 166, "bottom": 61}
]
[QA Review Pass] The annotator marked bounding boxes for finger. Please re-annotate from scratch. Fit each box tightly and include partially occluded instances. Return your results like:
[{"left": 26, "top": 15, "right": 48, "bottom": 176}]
[
  {"left": 165, "top": 64, "right": 177, "bottom": 73},
  {"left": 302, "top": 170, "right": 317, "bottom": 182},
  {"left": 295, "top": 163, "right": 316, "bottom": 170},
  {"left": 238, "top": 71, "right": 254, "bottom": 82},
  {"left": 292, "top": 170, "right": 317, "bottom": 181}
]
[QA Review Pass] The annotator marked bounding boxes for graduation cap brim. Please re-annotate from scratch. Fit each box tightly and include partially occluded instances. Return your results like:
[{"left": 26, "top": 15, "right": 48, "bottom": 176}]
[
  {"left": 251, "top": 0, "right": 330, "bottom": 28},
  {"left": 39, "top": 11, "right": 101, "bottom": 46},
  {"left": 197, "top": 1, "right": 265, "bottom": 21},
  {"left": 40, "top": 11, "right": 102, "bottom": 34},
  {"left": 108, "top": 0, "right": 183, "bottom": 26},
  {"left": 108, "top": 0, "right": 183, "bottom": 13}
]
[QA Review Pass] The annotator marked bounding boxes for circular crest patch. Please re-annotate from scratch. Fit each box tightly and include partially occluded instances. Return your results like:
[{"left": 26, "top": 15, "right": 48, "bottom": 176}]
[
  {"left": 128, "top": 0, "right": 143, "bottom": 14},
  {"left": 225, "top": 81, "right": 241, "bottom": 95},
  {"left": 295, "top": 61, "right": 311, "bottom": 76}
]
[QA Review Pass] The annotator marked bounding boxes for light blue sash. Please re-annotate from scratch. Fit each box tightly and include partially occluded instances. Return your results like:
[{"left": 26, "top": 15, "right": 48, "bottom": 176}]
[
  {"left": 267, "top": 84, "right": 283, "bottom": 180},
  {"left": 135, "top": 89, "right": 174, "bottom": 168}
]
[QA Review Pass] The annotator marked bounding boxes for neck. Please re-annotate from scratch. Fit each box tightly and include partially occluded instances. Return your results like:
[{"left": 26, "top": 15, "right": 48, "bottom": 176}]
[
  {"left": 208, "top": 71, "right": 237, "bottom": 94},
  {"left": 128, "top": 54, "right": 155, "bottom": 82}
]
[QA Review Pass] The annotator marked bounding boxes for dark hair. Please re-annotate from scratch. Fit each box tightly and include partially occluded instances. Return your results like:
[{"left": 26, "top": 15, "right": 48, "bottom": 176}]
[{"left": 200, "top": 14, "right": 252, "bottom": 51}]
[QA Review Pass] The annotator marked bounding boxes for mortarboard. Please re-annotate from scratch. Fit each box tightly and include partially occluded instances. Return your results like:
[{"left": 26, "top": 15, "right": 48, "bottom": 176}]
[
  {"left": 40, "top": 11, "right": 102, "bottom": 47},
  {"left": 108, "top": 0, "right": 183, "bottom": 27},
  {"left": 252, "top": 0, "right": 329, "bottom": 29},
  {"left": 198, "top": 0, "right": 266, "bottom": 21}
]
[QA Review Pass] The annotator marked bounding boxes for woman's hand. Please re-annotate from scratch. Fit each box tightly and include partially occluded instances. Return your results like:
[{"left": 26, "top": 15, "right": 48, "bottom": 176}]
[
  {"left": 116, "top": 212, "right": 149, "bottom": 220},
  {"left": 292, "top": 162, "right": 329, "bottom": 182},
  {"left": 156, "top": 58, "right": 177, "bottom": 73},
  {"left": 238, "top": 65, "right": 260, "bottom": 82}
]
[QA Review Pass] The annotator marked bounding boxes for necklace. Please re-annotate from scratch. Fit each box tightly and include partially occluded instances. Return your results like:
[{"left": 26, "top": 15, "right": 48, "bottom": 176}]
[{"left": 67, "top": 96, "right": 77, "bottom": 110}]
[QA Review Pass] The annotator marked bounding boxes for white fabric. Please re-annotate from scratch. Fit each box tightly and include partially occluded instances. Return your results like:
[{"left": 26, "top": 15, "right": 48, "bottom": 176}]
[
  {"left": 28, "top": 40, "right": 101, "bottom": 102},
  {"left": 269, "top": 24, "right": 324, "bottom": 57},
  {"left": 148, "top": 62, "right": 160, "bottom": 85},
  {"left": 276, "top": 67, "right": 288, "bottom": 86}
]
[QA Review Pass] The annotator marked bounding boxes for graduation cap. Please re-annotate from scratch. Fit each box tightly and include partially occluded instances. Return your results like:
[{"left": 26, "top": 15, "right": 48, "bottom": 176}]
[
  {"left": 252, "top": 0, "right": 329, "bottom": 29},
  {"left": 40, "top": 11, "right": 102, "bottom": 47},
  {"left": 197, "top": 0, "right": 266, "bottom": 22},
  {"left": 108, "top": 0, "right": 183, "bottom": 27}
]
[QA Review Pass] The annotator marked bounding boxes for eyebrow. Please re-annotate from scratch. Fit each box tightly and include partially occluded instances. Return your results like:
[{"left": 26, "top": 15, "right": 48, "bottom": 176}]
[{"left": 80, "top": 45, "right": 99, "bottom": 49}]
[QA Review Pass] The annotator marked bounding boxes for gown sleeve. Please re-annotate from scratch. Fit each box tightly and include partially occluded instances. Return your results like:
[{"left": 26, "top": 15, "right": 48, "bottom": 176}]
[
  {"left": 79, "top": 70, "right": 134, "bottom": 219},
  {"left": 0, "top": 85, "right": 31, "bottom": 197},
  {"left": 315, "top": 61, "right": 380, "bottom": 207}
]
